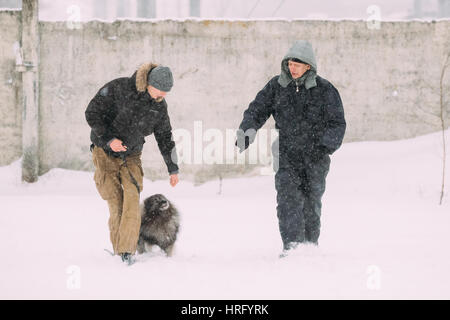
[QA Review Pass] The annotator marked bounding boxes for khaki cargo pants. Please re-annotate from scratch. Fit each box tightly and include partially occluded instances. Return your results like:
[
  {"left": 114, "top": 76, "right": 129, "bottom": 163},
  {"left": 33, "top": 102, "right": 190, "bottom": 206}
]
[{"left": 92, "top": 147, "right": 144, "bottom": 255}]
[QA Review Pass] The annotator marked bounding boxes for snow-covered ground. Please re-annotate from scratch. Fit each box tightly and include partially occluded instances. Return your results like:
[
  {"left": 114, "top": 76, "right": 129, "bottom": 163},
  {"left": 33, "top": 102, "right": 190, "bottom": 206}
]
[{"left": 0, "top": 130, "right": 449, "bottom": 299}]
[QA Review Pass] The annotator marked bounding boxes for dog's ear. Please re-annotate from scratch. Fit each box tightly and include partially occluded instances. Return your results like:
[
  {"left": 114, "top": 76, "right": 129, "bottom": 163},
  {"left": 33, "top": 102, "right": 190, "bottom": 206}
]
[
  {"left": 168, "top": 203, "right": 177, "bottom": 215},
  {"left": 144, "top": 198, "right": 153, "bottom": 211}
]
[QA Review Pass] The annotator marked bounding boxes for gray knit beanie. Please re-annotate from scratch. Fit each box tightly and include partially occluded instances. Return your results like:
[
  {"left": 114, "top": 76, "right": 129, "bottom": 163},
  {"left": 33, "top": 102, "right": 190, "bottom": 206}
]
[{"left": 147, "top": 66, "right": 173, "bottom": 92}]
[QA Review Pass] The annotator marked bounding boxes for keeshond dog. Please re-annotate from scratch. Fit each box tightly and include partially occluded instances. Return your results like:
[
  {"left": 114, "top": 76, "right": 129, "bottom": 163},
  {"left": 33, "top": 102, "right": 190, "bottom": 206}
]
[{"left": 137, "top": 194, "right": 180, "bottom": 257}]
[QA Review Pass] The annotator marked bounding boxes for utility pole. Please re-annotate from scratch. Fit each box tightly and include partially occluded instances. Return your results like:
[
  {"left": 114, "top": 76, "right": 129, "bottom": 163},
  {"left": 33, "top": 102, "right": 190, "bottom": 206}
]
[
  {"left": 414, "top": 0, "right": 423, "bottom": 18},
  {"left": 190, "top": 0, "right": 200, "bottom": 17},
  {"left": 439, "top": 0, "right": 450, "bottom": 18},
  {"left": 94, "top": 0, "right": 107, "bottom": 20},
  {"left": 117, "top": 0, "right": 127, "bottom": 18},
  {"left": 19, "top": 0, "right": 40, "bottom": 182},
  {"left": 1, "top": 0, "right": 21, "bottom": 8},
  {"left": 137, "top": 0, "right": 156, "bottom": 18}
]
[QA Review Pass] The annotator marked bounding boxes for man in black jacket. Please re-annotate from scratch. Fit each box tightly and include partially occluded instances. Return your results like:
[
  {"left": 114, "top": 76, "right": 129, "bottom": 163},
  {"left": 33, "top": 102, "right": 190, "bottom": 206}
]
[
  {"left": 85, "top": 63, "right": 179, "bottom": 265},
  {"left": 237, "top": 41, "right": 346, "bottom": 257}
]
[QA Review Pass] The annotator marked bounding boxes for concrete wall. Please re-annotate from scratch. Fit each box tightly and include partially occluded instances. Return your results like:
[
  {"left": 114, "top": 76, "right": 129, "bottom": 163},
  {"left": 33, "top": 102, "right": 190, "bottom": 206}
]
[
  {"left": 0, "top": 10, "right": 22, "bottom": 167},
  {"left": 1, "top": 13, "right": 450, "bottom": 182}
]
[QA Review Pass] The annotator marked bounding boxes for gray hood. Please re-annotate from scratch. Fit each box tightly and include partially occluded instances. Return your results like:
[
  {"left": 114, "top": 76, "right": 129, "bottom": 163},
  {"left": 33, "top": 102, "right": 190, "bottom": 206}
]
[{"left": 278, "top": 40, "right": 318, "bottom": 90}]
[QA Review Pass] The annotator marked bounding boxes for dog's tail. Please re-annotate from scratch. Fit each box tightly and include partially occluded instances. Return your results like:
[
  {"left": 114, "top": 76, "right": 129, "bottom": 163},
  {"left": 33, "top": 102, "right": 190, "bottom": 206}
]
[{"left": 104, "top": 248, "right": 115, "bottom": 256}]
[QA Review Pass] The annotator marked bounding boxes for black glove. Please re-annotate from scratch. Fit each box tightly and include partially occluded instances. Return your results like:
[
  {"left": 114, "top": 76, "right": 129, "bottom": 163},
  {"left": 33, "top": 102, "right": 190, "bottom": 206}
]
[
  {"left": 235, "top": 129, "right": 256, "bottom": 153},
  {"left": 234, "top": 137, "right": 249, "bottom": 153},
  {"left": 310, "top": 146, "right": 331, "bottom": 162}
]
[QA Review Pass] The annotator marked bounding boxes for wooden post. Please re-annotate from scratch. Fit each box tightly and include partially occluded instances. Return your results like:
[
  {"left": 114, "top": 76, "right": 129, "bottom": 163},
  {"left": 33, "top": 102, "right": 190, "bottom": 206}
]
[{"left": 20, "top": 0, "right": 40, "bottom": 182}]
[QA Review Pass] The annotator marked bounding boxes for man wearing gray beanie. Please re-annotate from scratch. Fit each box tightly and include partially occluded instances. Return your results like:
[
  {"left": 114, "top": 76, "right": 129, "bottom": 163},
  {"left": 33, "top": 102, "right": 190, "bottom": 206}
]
[
  {"left": 85, "top": 63, "right": 179, "bottom": 265},
  {"left": 147, "top": 65, "right": 174, "bottom": 95}
]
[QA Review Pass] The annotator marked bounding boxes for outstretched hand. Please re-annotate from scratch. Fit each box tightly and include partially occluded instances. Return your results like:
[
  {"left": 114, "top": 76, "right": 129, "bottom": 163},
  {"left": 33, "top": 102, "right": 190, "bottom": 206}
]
[
  {"left": 170, "top": 174, "right": 179, "bottom": 187},
  {"left": 235, "top": 129, "right": 256, "bottom": 153},
  {"left": 235, "top": 137, "right": 249, "bottom": 153}
]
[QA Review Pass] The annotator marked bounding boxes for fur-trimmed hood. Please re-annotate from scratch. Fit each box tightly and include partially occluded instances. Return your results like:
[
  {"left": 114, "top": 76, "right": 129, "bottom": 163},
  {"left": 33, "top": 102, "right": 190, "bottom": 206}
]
[{"left": 133, "top": 62, "right": 159, "bottom": 93}]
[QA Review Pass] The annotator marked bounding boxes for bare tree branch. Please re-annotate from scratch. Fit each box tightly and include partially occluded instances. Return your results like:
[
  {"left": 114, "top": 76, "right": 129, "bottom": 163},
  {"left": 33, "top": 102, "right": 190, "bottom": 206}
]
[
  {"left": 247, "top": 0, "right": 261, "bottom": 18},
  {"left": 439, "top": 52, "right": 450, "bottom": 205}
]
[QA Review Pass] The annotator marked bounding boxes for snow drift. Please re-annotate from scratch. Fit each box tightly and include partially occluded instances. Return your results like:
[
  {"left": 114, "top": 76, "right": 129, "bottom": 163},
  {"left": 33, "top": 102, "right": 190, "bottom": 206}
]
[{"left": 0, "top": 130, "right": 449, "bottom": 299}]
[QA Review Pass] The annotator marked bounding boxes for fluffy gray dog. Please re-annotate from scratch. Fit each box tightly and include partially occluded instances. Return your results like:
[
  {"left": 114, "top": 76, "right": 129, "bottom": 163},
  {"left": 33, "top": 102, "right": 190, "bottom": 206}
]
[{"left": 137, "top": 194, "right": 180, "bottom": 257}]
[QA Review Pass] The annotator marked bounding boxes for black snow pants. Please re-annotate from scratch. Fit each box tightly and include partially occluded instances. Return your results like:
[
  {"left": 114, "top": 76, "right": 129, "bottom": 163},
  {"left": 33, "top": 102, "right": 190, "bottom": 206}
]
[{"left": 275, "top": 155, "right": 330, "bottom": 249}]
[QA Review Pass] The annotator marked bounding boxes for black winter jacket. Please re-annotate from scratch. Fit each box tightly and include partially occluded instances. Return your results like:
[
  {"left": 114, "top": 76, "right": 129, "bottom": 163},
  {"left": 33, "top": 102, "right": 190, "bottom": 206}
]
[
  {"left": 85, "top": 63, "right": 179, "bottom": 175},
  {"left": 239, "top": 75, "right": 346, "bottom": 166}
]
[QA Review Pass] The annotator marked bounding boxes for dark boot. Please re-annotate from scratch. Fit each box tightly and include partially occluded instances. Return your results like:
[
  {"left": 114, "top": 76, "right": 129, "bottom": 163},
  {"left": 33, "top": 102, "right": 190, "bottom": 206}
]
[
  {"left": 279, "top": 241, "right": 300, "bottom": 258},
  {"left": 120, "top": 252, "right": 136, "bottom": 266}
]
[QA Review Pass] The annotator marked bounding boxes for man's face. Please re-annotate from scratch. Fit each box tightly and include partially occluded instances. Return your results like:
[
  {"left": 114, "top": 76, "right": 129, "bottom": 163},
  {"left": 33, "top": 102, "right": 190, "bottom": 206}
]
[
  {"left": 288, "top": 60, "right": 311, "bottom": 79},
  {"left": 147, "top": 85, "right": 167, "bottom": 102}
]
